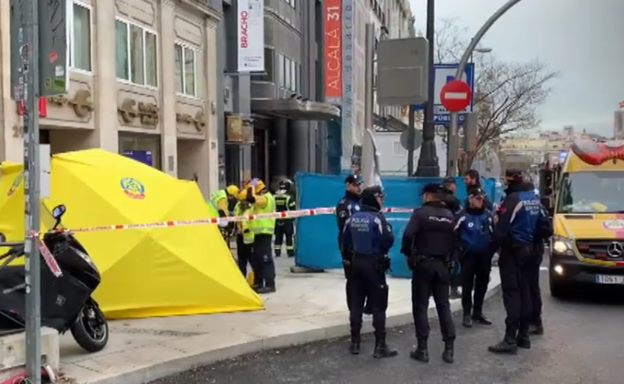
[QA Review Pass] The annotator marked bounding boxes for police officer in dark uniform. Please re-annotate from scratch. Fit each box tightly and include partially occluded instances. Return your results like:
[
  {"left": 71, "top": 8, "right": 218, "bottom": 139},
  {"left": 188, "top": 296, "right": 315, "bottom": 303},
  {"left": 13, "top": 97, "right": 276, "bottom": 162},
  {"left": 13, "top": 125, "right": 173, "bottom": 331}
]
[
  {"left": 401, "top": 183, "right": 457, "bottom": 364},
  {"left": 274, "top": 179, "right": 296, "bottom": 257},
  {"left": 528, "top": 186, "right": 553, "bottom": 336},
  {"left": 441, "top": 178, "right": 463, "bottom": 299},
  {"left": 336, "top": 175, "right": 369, "bottom": 312},
  {"left": 342, "top": 185, "right": 398, "bottom": 358},
  {"left": 488, "top": 170, "right": 551, "bottom": 354}
]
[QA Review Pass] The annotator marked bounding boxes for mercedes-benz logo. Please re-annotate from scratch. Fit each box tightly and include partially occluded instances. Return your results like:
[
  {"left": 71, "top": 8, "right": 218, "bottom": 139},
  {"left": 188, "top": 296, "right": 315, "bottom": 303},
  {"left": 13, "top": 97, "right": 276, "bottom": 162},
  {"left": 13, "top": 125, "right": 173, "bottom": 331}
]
[{"left": 606, "top": 242, "right": 624, "bottom": 258}]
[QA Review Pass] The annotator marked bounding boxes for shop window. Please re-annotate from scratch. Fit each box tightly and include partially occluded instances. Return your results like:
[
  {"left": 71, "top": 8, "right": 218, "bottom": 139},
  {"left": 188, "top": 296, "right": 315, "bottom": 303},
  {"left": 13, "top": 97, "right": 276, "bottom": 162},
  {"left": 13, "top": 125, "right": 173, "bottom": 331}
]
[{"left": 118, "top": 134, "right": 162, "bottom": 170}]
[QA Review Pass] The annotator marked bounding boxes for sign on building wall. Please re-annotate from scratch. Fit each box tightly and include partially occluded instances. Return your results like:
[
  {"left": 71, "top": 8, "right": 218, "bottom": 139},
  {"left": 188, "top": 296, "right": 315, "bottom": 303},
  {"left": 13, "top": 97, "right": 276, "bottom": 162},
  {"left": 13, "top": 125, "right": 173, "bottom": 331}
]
[
  {"left": 237, "top": 0, "right": 264, "bottom": 72},
  {"left": 324, "top": 0, "right": 342, "bottom": 104},
  {"left": 341, "top": 0, "right": 354, "bottom": 168}
]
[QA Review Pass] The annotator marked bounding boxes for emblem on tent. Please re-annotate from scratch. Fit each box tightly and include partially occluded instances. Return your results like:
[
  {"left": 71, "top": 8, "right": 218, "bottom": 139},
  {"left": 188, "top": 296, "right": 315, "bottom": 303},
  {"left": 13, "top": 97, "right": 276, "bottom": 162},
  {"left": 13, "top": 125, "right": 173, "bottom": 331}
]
[
  {"left": 7, "top": 172, "right": 24, "bottom": 197},
  {"left": 120, "top": 177, "right": 146, "bottom": 200}
]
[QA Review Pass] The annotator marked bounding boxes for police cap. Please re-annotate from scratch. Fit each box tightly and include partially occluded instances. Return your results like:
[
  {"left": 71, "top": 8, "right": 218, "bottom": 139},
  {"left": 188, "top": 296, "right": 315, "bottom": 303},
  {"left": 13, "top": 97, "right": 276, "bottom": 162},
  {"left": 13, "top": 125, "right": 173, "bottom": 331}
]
[
  {"left": 422, "top": 183, "right": 442, "bottom": 195},
  {"left": 442, "top": 177, "right": 456, "bottom": 186},
  {"left": 468, "top": 187, "right": 485, "bottom": 198},
  {"left": 345, "top": 174, "right": 362, "bottom": 185},
  {"left": 361, "top": 185, "right": 385, "bottom": 199}
]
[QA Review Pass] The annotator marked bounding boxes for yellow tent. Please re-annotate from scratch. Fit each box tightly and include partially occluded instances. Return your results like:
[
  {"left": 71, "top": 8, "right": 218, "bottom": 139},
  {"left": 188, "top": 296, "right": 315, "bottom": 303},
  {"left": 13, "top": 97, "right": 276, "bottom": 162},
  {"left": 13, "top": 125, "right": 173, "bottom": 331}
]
[{"left": 0, "top": 149, "right": 263, "bottom": 319}]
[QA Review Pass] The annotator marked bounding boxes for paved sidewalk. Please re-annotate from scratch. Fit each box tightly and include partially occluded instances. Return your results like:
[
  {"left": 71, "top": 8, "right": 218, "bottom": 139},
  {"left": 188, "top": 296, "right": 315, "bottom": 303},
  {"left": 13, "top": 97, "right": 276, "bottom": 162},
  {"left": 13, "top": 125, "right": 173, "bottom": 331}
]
[{"left": 59, "top": 257, "right": 501, "bottom": 384}]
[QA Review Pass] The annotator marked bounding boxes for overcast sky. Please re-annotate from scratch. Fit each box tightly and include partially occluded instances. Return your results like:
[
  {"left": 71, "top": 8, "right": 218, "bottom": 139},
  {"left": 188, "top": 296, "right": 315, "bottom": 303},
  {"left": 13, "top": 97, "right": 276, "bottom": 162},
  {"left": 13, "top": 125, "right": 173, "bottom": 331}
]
[{"left": 409, "top": 0, "right": 623, "bottom": 135}]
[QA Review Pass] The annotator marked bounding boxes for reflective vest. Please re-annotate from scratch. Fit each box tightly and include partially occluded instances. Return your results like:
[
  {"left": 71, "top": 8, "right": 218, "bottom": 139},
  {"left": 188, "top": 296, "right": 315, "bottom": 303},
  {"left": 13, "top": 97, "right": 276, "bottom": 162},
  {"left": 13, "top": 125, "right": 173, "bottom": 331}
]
[
  {"left": 250, "top": 192, "right": 276, "bottom": 235},
  {"left": 234, "top": 202, "right": 255, "bottom": 244},
  {"left": 207, "top": 189, "right": 227, "bottom": 218}
]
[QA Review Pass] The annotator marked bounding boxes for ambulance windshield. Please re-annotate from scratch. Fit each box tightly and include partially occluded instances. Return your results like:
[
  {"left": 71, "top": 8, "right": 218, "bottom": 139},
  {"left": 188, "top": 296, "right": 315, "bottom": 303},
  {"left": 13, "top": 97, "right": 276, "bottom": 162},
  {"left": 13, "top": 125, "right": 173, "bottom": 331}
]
[{"left": 557, "top": 171, "right": 624, "bottom": 214}]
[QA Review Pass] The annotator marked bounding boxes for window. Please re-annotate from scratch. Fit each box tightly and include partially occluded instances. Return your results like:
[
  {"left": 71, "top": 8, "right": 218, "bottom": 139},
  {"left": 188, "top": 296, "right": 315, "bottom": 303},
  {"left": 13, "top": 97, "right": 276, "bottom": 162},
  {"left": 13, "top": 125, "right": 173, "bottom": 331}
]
[
  {"left": 115, "top": 19, "right": 158, "bottom": 87},
  {"left": 70, "top": 1, "right": 91, "bottom": 71},
  {"left": 290, "top": 60, "right": 296, "bottom": 91},
  {"left": 557, "top": 172, "right": 624, "bottom": 214},
  {"left": 278, "top": 54, "right": 285, "bottom": 87},
  {"left": 284, "top": 57, "right": 291, "bottom": 90},
  {"left": 174, "top": 43, "right": 197, "bottom": 96}
]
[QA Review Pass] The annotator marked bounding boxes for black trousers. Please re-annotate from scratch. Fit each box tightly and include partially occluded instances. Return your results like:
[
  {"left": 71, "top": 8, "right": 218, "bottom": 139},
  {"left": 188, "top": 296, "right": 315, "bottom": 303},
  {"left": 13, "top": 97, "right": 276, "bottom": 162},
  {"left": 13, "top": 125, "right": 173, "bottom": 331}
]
[
  {"left": 236, "top": 235, "right": 254, "bottom": 277},
  {"left": 461, "top": 252, "right": 492, "bottom": 316},
  {"left": 411, "top": 257, "right": 456, "bottom": 343},
  {"left": 499, "top": 245, "right": 533, "bottom": 342},
  {"left": 274, "top": 220, "right": 295, "bottom": 256},
  {"left": 252, "top": 234, "right": 276, "bottom": 288},
  {"left": 349, "top": 256, "right": 388, "bottom": 339},
  {"left": 527, "top": 243, "right": 544, "bottom": 326}
]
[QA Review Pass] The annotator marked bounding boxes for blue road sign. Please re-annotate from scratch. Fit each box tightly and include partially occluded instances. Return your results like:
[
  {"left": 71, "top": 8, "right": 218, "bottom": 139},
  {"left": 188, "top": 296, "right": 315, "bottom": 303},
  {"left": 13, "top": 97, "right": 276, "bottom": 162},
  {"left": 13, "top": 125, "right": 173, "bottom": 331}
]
[{"left": 413, "top": 63, "right": 475, "bottom": 126}]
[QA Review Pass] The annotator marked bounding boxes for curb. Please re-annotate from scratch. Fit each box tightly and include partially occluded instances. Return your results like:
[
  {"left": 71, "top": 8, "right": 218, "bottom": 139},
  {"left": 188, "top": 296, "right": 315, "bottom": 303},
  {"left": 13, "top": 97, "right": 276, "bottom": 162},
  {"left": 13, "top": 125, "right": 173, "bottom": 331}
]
[{"left": 86, "top": 282, "right": 502, "bottom": 384}]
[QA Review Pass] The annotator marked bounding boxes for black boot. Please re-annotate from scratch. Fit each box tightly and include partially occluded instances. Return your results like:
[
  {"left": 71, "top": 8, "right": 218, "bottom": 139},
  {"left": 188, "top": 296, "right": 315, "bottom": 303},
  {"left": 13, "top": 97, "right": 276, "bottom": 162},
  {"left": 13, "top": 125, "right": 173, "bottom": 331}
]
[
  {"left": 409, "top": 340, "right": 429, "bottom": 363},
  {"left": 450, "top": 288, "right": 461, "bottom": 300},
  {"left": 528, "top": 324, "right": 544, "bottom": 335},
  {"left": 472, "top": 312, "right": 492, "bottom": 325},
  {"left": 349, "top": 334, "right": 361, "bottom": 355},
  {"left": 462, "top": 314, "right": 473, "bottom": 328},
  {"left": 373, "top": 336, "right": 398, "bottom": 359},
  {"left": 256, "top": 281, "right": 276, "bottom": 294},
  {"left": 488, "top": 339, "right": 518, "bottom": 355},
  {"left": 516, "top": 335, "right": 531, "bottom": 349},
  {"left": 442, "top": 342, "right": 454, "bottom": 363}
]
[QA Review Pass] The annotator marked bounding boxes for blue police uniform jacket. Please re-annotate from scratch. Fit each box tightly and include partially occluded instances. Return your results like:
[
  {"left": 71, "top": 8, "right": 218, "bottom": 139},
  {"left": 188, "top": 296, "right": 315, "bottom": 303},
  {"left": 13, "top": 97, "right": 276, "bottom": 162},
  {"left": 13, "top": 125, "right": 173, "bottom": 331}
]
[
  {"left": 342, "top": 210, "right": 394, "bottom": 257},
  {"left": 493, "top": 184, "right": 549, "bottom": 246},
  {"left": 455, "top": 209, "right": 493, "bottom": 254}
]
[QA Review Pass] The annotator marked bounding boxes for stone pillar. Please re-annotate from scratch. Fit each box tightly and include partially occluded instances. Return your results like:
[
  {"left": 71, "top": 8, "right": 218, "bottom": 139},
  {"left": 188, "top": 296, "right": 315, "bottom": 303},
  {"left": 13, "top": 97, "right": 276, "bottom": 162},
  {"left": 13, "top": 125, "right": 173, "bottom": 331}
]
[
  {"left": 159, "top": 0, "right": 177, "bottom": 177},
  {"left": 204, "top": 21, "right": 220, "bottom": 194},
  {"left": 289, "top": 120, "right": 309, "bottom": 174},
  {"left": 272, "top": 118, "right": 288, "bottom": 184},
  {"left": 92, "top": 0, "right": 118, "bottom": 152}
]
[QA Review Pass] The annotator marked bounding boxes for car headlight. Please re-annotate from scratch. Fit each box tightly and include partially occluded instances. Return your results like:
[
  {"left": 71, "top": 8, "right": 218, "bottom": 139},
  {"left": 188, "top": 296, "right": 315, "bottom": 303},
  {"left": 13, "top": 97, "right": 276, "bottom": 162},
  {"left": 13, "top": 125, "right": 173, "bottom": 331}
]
[{"left": 552, "top": 235, "right": 574, "bottom": 256}]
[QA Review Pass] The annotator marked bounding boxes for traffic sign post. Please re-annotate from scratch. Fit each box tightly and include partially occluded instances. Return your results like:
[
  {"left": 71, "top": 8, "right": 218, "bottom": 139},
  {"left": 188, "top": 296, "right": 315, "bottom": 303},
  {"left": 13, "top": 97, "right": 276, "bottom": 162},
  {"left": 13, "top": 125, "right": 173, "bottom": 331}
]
[{"left": 412, "top": 63, "right": 475, "bottom": 125}]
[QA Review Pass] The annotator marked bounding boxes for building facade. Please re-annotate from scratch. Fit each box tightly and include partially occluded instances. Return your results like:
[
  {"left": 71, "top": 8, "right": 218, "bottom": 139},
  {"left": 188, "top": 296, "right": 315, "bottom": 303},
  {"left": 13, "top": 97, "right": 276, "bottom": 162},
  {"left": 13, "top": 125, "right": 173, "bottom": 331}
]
[
  {"left": 0, "top": 0, "right": 222, "bottom": 196},
  {"left": 220, "top": 0, "right": 339, "bottom": 190},
  {"left": 322, "top": 0, "right": 413, "bottom": 173}
]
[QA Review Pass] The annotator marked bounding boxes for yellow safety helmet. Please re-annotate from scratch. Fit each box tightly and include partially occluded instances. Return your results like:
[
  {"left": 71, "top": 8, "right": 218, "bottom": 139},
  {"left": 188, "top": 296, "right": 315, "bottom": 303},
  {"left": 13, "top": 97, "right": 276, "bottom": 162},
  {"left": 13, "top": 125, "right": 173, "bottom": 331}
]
[
  {"left": 245, "top": 178, "right": 266, "bottom": 194},
  {"left": 237, "top": 189, "right": 248, "bottom": 201},
  {"left": 225, "top": 185, "right": 240, "bottom": 197}
]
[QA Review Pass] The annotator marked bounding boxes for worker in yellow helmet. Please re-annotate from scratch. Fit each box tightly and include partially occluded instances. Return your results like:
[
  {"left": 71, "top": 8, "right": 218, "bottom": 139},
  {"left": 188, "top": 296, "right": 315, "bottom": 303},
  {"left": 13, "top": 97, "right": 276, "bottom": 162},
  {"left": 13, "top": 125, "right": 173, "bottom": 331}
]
[
  {"left": 208, "top": 185, "right": 240, "bottom": 219},
  {"left": 233, "top": 189, "right": 256, "bottom": 279},
  {"left": 243, "top": 178, "right": 276, "bottom": 294}
]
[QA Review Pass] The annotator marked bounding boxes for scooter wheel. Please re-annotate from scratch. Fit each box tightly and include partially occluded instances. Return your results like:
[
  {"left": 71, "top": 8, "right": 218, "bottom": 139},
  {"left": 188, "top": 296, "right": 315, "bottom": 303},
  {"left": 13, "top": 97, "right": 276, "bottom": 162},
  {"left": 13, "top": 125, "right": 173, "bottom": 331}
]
[{"left": 71, "top": 303, "right": 109, "bottom": 353}]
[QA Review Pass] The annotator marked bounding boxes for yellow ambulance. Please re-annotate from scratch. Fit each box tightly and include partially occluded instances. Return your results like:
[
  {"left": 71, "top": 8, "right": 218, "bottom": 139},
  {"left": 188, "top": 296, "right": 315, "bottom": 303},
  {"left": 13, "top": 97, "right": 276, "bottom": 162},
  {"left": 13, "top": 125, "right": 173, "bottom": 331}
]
[{"left": 550, "top": 139, "right": 624, "bottom": 297}]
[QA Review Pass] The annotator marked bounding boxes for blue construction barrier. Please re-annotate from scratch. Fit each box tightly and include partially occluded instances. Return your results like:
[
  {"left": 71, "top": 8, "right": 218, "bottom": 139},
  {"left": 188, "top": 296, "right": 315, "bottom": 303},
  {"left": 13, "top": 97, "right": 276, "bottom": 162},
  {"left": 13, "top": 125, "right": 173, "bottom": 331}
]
[{"left": 294, "top": 173, "right": 502, "bottom": 278}]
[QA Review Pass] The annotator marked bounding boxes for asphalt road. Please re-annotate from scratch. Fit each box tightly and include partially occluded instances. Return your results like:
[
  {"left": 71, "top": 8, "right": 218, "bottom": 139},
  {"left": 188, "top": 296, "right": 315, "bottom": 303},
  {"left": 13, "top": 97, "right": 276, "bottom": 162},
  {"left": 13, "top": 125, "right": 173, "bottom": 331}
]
[{"left": 150, "top": 264, "right": 624, "bottom": 384}]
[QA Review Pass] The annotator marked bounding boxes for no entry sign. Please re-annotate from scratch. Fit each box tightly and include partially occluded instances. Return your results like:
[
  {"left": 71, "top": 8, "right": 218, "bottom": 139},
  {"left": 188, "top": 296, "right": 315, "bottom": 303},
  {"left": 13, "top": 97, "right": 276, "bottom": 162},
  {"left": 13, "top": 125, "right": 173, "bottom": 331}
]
[{"left": 440, "top": 80, "right": 472, "bottom": 113}]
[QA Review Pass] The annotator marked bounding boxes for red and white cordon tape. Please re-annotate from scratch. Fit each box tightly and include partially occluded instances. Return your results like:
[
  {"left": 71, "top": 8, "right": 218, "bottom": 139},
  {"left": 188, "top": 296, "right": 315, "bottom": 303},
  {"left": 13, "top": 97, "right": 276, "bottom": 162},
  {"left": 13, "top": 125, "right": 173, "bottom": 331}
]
[
  {"left": 38, "top": 207, "right": 414, "bottom": 235},
  {"left": 26, "top": 207, "right": 413, "bottom": 278}
]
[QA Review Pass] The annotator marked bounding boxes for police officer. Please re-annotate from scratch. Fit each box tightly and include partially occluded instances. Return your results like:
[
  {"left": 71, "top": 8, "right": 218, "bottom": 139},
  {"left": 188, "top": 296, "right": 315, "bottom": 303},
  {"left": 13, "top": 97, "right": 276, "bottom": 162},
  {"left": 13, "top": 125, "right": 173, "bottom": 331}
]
[
  {"left": 342, "top": 186, "right": 397, "bottom": 358},
  {"left": 488, "top": 170, "right": 551, "bottom": 354},
  {"left": 528, "top": 186, "right": 553, "bottom": 336},
  {"left": 335, "top": 175, "right": 364, "bottom": 310},
  {"left": 401, "top": 183, "right": 457, "bottom": 364},
  {"left": 464, "top": 169, "right": 494, "bottom": 210},
  {"left": 441, "top": 178, "right": 462, "bottom": 299},
  {"left": 454, "top": 188, "right": 494, "bottom": 328},
  {"left": 274, "top": 179, "right": 296, "bottom": 257},
  {"left": 441, "top": 177, "right": 462, "bottom": 214}
]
